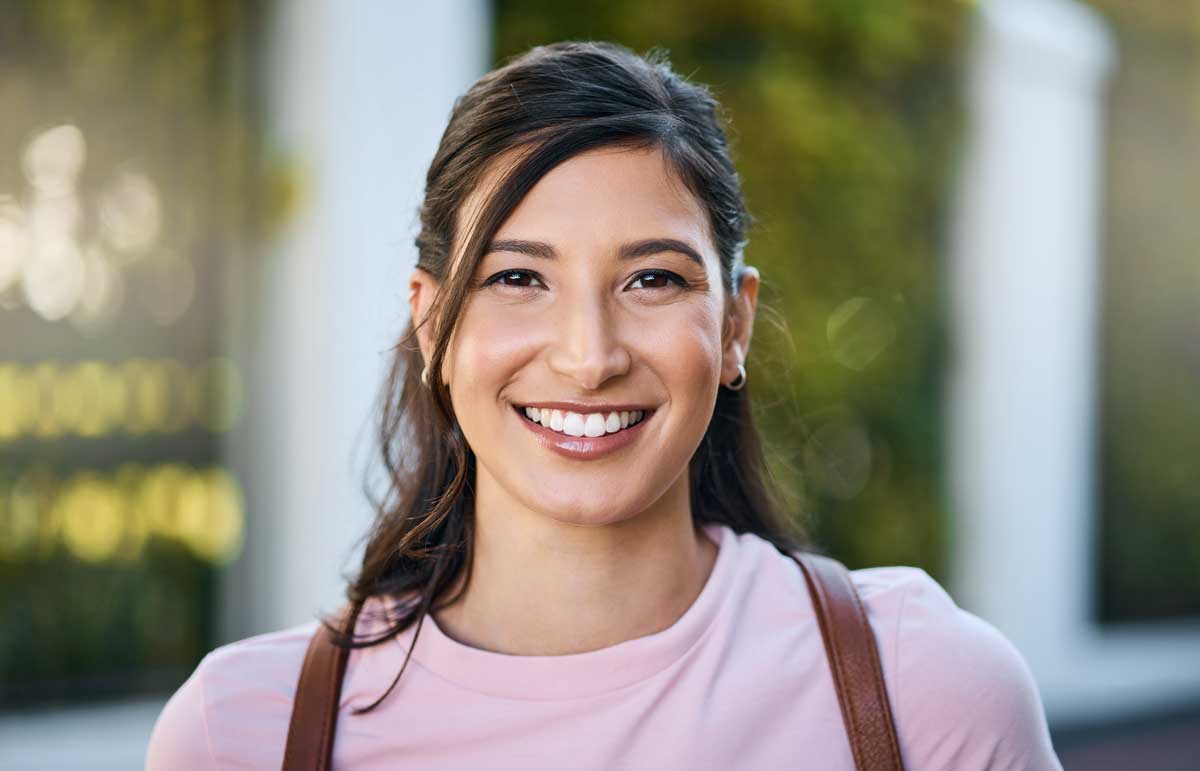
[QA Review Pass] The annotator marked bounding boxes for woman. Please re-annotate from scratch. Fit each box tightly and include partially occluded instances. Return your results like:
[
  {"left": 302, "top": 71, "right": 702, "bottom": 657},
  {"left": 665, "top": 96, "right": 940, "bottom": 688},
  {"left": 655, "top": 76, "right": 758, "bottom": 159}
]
[{"left": 147, "top": 41, "right": 1061, "bottom": 770}]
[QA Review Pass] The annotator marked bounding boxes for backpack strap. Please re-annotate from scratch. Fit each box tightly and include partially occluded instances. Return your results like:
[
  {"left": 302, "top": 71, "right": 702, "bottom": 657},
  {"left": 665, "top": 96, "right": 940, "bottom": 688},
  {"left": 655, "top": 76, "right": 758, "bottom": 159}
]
[
  {"left": 786, "top": 550, "right": 906, "bottom": 771},
  {"left": 282, "top": 603, "right": 359, "bottom": 771},
  {"left": 282, "top": 555, "right": 905, "bottom": 771}
]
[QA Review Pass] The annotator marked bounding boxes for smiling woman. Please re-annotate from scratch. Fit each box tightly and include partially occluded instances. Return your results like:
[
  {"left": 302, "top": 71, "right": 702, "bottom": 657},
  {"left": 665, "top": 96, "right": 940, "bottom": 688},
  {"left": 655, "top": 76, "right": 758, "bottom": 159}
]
[
  {"left": 415, "top": 142, "right": 744, "bottom": 528},
  {"left": 146, "top": 41, "right": 1061, "bottom": 770}
]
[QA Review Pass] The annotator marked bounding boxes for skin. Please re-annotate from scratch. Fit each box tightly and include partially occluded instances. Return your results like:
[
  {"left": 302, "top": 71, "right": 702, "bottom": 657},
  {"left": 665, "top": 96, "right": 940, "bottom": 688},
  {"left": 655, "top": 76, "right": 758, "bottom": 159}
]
[{"left": 408, "top": 144, "right": 759, "bottom": 656}]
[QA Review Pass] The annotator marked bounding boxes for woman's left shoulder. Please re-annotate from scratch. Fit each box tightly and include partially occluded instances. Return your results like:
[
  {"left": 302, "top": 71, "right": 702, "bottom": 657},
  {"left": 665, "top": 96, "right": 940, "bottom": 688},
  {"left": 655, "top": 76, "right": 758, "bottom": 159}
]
[
  {"left": 847, "top": 564, "right": 1038, "bottom": 699},
  {"left": 847, "top": 565, "right": 1063, "bottom": 770}
]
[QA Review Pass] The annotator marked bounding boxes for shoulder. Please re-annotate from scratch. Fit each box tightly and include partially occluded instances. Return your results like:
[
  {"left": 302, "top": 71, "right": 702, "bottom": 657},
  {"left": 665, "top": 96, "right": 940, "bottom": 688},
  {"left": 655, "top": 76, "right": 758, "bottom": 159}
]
[
  {"left": 145, "top": 621, "right": 319, "bottom": 771},
  {"left": 846, "top": 564, "right": 1061, "bottom": 771}
]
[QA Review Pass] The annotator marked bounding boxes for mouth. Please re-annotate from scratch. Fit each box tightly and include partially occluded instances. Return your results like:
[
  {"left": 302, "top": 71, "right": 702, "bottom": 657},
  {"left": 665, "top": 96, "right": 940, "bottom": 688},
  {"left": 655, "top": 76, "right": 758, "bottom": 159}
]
[
  {"left": 513, "top": 404, "right": 653, "bottom": 436},
  {"left": 511, "top": 403, "right": 657, "bottom": 460}
]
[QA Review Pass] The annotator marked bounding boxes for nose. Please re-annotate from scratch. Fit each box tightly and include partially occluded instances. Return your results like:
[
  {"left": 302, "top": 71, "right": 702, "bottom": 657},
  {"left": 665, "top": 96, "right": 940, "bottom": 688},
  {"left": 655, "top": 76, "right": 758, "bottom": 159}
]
[{"left": 545, "top": 290, "right": 632, "bottom": 390}]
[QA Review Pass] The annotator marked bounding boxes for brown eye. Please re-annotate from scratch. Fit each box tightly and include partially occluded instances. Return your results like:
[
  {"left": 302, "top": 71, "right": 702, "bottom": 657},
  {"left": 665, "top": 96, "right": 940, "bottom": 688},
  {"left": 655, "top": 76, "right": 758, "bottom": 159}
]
[
  {"left": 484, "top": 269, "right": 544, "bottom": 289},
  {"left": 628, "top": 270, "right": 687, "bottom": 290}
]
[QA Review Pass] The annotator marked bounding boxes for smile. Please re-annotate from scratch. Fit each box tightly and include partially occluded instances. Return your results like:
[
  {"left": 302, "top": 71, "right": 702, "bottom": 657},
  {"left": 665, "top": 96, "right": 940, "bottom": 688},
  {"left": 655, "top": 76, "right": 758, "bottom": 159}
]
[
  {"left": 517, "top": 406, "right": 647, "bottom": 437},
  {"left": 512, "top": 404, "right": 656, "bottom": 460}
]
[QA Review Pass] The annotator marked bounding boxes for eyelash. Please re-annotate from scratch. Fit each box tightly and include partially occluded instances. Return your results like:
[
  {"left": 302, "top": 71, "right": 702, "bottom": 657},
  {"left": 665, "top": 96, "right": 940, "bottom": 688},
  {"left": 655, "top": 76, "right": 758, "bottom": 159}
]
[{"left": 479, "top": 269, "right": 689, "bottom": 292}]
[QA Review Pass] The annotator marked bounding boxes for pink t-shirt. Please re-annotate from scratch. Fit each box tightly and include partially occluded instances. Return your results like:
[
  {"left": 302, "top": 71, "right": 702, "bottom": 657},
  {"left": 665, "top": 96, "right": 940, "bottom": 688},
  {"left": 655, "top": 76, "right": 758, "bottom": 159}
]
[{"left": 146, "top": 524, "right": 1062, "bottom": 769}]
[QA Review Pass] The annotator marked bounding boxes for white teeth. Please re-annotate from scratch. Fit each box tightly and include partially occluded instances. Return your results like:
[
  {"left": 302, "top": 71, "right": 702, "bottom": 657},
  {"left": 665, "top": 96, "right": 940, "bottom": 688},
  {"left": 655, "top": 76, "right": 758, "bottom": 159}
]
[
  {"left": 562, "top": 412, "right": 586, "bottom": 437},
  {"left": 522, "top": 406, "right": 650, "bottom": 438},
  {"left": 583, "top": 413, "right": 606, "bottom": 437}
]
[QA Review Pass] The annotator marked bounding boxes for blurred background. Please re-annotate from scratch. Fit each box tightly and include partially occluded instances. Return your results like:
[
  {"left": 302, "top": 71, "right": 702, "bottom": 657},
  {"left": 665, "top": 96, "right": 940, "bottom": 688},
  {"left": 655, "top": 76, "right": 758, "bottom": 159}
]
[{"left": 0, "top": 0, "right": 1197, "bottom": 768}]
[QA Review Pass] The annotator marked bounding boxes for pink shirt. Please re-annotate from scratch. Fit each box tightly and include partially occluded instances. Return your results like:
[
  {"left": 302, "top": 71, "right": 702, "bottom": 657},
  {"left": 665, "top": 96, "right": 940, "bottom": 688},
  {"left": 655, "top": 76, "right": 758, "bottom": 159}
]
[{"left": 146, "top": 524, "right": 1061, "bottom": 769}]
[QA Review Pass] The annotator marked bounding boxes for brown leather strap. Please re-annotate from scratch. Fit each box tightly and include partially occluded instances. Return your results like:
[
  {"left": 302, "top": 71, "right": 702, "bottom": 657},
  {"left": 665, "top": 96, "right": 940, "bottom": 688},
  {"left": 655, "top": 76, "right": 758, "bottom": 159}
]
[
  {"left": 787, "top": 551, "right": 905, "bottom": 771},
  {"left": 282, "top": 604, "right": 359, "bottom": 771},
  {"left": 283, "top": 555, "right": 904, "bottom": 770}
]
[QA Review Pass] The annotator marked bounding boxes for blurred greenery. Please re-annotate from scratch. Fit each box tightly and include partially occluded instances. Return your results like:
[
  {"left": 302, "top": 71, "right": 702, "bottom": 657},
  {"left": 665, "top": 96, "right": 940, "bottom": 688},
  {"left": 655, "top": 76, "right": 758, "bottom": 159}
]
[
  {"left": 0, "top": 539, "right": 213, "bottom": 704},
  {"left": 495, "top": 0, "right": 972, "bottom": 577},
  {"left": 1083, "top": 0, "right": 1200, "bottom": 620},
  {"left": 0, "top": 0, "right": 255, "bottom": 707}
]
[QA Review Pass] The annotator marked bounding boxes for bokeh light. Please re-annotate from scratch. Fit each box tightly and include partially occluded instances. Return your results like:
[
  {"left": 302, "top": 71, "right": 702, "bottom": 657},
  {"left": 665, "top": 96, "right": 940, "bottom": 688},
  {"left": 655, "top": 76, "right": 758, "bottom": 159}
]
[
  {"left": 99, "top": 167, "right": 162, "bottom": 257},
  {"left": 826, "top": 297, "right": 897, "bottom": 372},
  {"left": 0, "top": 358, "right": 244, "bottom": 442},
  {"left": 0, "top": 464, "right": 245, "bottom": 566}
]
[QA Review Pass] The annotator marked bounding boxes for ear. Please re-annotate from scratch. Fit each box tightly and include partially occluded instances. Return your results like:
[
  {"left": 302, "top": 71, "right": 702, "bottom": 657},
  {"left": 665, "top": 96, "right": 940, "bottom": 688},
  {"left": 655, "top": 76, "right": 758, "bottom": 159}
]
[
  {"left": 721, "top": 265, "right": 759, "bottom": 386},
  {"left": 408, "top": 267, "right": 441, "bottom": 369}
]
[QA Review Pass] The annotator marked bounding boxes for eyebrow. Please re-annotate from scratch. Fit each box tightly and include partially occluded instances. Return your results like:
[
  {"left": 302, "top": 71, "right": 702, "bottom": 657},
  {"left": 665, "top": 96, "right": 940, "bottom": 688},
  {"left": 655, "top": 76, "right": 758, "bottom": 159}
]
[{"left": 484, "top": 237, "right": 705, "bottom": 267}]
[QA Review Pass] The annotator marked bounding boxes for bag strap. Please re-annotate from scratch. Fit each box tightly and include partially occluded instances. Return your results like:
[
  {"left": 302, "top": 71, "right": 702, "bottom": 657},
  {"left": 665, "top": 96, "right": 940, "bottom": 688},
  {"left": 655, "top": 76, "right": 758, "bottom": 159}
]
[
  {"left": 282, "top": 554, "right": 905, "bottom": 771},
  {"left": 282, "top": 603, "right": 359, "bottom": 771},
  {"left": 786, "top": 550, "right": 906, "bottom": 771}
]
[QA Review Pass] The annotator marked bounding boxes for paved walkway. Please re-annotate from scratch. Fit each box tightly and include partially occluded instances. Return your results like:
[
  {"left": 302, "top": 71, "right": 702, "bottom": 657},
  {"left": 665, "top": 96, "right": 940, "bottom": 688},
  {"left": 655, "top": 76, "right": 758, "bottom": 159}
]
[{"left": 1054, "top": 711, "right": 1200, "bottom": 770}]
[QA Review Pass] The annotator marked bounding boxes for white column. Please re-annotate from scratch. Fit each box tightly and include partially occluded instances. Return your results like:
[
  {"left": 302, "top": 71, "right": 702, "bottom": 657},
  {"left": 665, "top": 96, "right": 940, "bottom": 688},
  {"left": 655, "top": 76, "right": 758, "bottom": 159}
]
[
  {"left": 949, "top": 0, "right": 1200, "bottom": 724},
  {"left": 221, "top": 0, "right": 490, "bottom": 638},
  {"left": 947, "top": 0, "right": 1110, "bottom": 717}
]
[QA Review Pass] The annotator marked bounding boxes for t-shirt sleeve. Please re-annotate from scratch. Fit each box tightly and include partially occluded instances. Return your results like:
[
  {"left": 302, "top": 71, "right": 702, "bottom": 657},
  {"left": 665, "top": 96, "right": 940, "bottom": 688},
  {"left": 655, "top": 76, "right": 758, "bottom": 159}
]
[
  {"left": 144, "top": 656, "right": 217, "bottom": 770},
  {"left": 890, "top": 569, "right": 1062, "bottom": 771}
]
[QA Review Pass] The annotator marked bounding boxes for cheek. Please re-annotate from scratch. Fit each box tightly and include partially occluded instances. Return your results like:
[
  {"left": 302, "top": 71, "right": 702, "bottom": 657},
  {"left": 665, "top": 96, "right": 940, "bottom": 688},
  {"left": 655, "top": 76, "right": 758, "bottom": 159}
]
[
  {"left": 447, "top": 294, "right": 725, "bottom": 391},
  {"left": 445, "top": 299, "right": 535, "bottom": 391},
  {"left": 644, "top": 301, "right": 724, "bottom": 383}
]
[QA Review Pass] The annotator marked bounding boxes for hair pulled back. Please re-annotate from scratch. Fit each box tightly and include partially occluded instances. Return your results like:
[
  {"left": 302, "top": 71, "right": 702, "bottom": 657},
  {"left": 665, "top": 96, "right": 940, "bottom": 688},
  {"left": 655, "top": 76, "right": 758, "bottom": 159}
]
[{"left": 339, "top": 40, "right": 806, "bottom": 714}]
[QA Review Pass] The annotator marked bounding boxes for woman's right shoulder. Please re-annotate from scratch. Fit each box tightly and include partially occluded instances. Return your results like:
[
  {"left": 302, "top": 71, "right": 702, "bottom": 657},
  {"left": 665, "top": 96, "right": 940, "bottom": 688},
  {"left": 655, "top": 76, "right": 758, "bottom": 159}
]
[{"left": 144, "top": 620, "right": 320, "bottom": 770}]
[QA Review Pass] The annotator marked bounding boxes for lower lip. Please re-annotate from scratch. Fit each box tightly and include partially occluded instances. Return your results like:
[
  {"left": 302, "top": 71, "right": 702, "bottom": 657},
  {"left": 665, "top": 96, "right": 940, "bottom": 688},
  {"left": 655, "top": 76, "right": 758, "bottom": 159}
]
[{"left": 514, "top": 406, "right": 655, "bottom": 460}]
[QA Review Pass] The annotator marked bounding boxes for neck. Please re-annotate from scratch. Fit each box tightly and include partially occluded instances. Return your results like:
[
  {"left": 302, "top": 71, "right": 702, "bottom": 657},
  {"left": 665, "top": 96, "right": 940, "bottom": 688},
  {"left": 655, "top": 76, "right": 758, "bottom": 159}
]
[{"left": 431, "top": 473, "right": 719, "bottom": 657}]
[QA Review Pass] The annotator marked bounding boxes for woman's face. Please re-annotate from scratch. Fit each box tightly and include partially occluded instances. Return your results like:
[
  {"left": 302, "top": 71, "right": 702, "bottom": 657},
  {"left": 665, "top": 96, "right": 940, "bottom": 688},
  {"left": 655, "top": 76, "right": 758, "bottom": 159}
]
[{"left": 411, "top": 145, "right": 758, "bottom": 528}]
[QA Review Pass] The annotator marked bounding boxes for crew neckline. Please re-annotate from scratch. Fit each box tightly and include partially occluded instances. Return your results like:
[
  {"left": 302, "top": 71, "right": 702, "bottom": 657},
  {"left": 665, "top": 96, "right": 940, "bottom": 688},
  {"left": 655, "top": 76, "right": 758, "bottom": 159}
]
[{"left": 387, "top": 522, "right": 735, "bottom": 701}]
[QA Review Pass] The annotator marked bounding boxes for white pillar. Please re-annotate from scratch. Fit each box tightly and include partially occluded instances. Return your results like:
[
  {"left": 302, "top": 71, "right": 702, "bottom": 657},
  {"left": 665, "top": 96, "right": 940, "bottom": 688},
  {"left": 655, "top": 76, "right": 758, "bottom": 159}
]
[
  {"left": 221, "top": 0, "right": 490, "bottom": 638},
  {"left": 949, "top": 0, "right": 1200, "bottom": 724},
  {"left": 947, "top": 0, "right": 1112, "bottom": 717}
]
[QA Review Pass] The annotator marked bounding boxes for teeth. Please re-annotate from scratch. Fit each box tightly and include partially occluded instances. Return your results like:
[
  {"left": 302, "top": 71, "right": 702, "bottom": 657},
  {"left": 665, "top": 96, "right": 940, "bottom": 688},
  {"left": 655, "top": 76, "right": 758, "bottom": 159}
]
[
  {"left": 582, "top": 413, "right": 605, "bottom": 437},
  {"left": 521, "top": 406, "right": 649, "bottom": 437},
  {"left": 562, "top": 412, "right": 585, "bottom": 437}
]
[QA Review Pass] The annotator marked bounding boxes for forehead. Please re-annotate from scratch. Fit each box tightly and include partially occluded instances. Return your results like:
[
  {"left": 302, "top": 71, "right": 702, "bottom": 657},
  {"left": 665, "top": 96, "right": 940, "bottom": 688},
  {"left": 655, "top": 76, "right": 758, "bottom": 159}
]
[{"left": 454, "top": 144, "right": 714, "bottom": 268}]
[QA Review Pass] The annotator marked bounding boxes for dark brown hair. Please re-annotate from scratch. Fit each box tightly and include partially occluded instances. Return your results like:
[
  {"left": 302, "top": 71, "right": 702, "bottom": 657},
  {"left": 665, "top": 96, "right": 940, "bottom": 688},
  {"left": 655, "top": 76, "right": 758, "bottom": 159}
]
[{"left": 336, "top": 40, "right": 808, "bottom": 714}]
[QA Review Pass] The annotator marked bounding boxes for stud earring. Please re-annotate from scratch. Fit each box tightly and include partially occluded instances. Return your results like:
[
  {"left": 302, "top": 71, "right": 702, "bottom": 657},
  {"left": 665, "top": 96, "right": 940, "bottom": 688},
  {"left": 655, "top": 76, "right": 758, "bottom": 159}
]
[{"left": 724, "top": 363, "right": 747, "bottom": 391}]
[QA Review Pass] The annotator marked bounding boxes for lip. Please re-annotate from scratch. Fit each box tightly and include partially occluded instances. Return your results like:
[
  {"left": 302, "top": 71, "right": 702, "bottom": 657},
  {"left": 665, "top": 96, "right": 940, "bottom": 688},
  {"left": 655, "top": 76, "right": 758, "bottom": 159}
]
[
  {"left": 514, "top": 400, "right": 656, "bottom": 414},
  {"left": 512, "top": 404, "right": 655, "bottom": 460}
]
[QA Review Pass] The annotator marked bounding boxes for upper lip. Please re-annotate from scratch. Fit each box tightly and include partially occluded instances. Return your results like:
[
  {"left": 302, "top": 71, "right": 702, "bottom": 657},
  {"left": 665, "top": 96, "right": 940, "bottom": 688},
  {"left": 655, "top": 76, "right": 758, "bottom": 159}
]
[{"left": 514, "top": 400, "right": 656, "bottom": 414}]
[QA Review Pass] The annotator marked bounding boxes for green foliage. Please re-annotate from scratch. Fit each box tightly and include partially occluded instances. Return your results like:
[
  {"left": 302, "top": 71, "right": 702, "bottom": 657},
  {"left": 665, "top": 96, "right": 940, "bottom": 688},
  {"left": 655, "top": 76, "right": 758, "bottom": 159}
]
[
  {"left": 0, "top": 0, "right": 253, "bottom": 705},
  {"left": 1080, "top": 0, "right": 1200, "bottom": 620},
  {"left": 0, "top": 539, "right": 212, "bottom": 705},
  {"left": 0, "top": 0, "right": 258, "bottom": 250},
  {"left": 495, "top": 0, "right": 971, "bottom": 575}
]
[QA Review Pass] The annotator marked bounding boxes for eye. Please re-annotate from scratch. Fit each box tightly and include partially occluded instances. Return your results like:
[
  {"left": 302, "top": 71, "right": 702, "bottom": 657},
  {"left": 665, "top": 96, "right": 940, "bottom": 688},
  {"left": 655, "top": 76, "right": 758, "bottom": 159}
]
[
  {"left": 628, "top": 270, "right": 688, "bottom": 291},
  {"left": 477, "top": 268, "right": 689, "bottom": 292},
  {"left": 481, "top": 269, "right": 545, "bottom": 290}
]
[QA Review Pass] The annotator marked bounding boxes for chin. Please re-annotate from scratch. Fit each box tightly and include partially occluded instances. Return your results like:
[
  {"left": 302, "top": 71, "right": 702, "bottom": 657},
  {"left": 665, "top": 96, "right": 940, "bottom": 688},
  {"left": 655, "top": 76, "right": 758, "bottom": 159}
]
[{"left": 528, "top": 496, "right": 645, "bottom": 529}]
